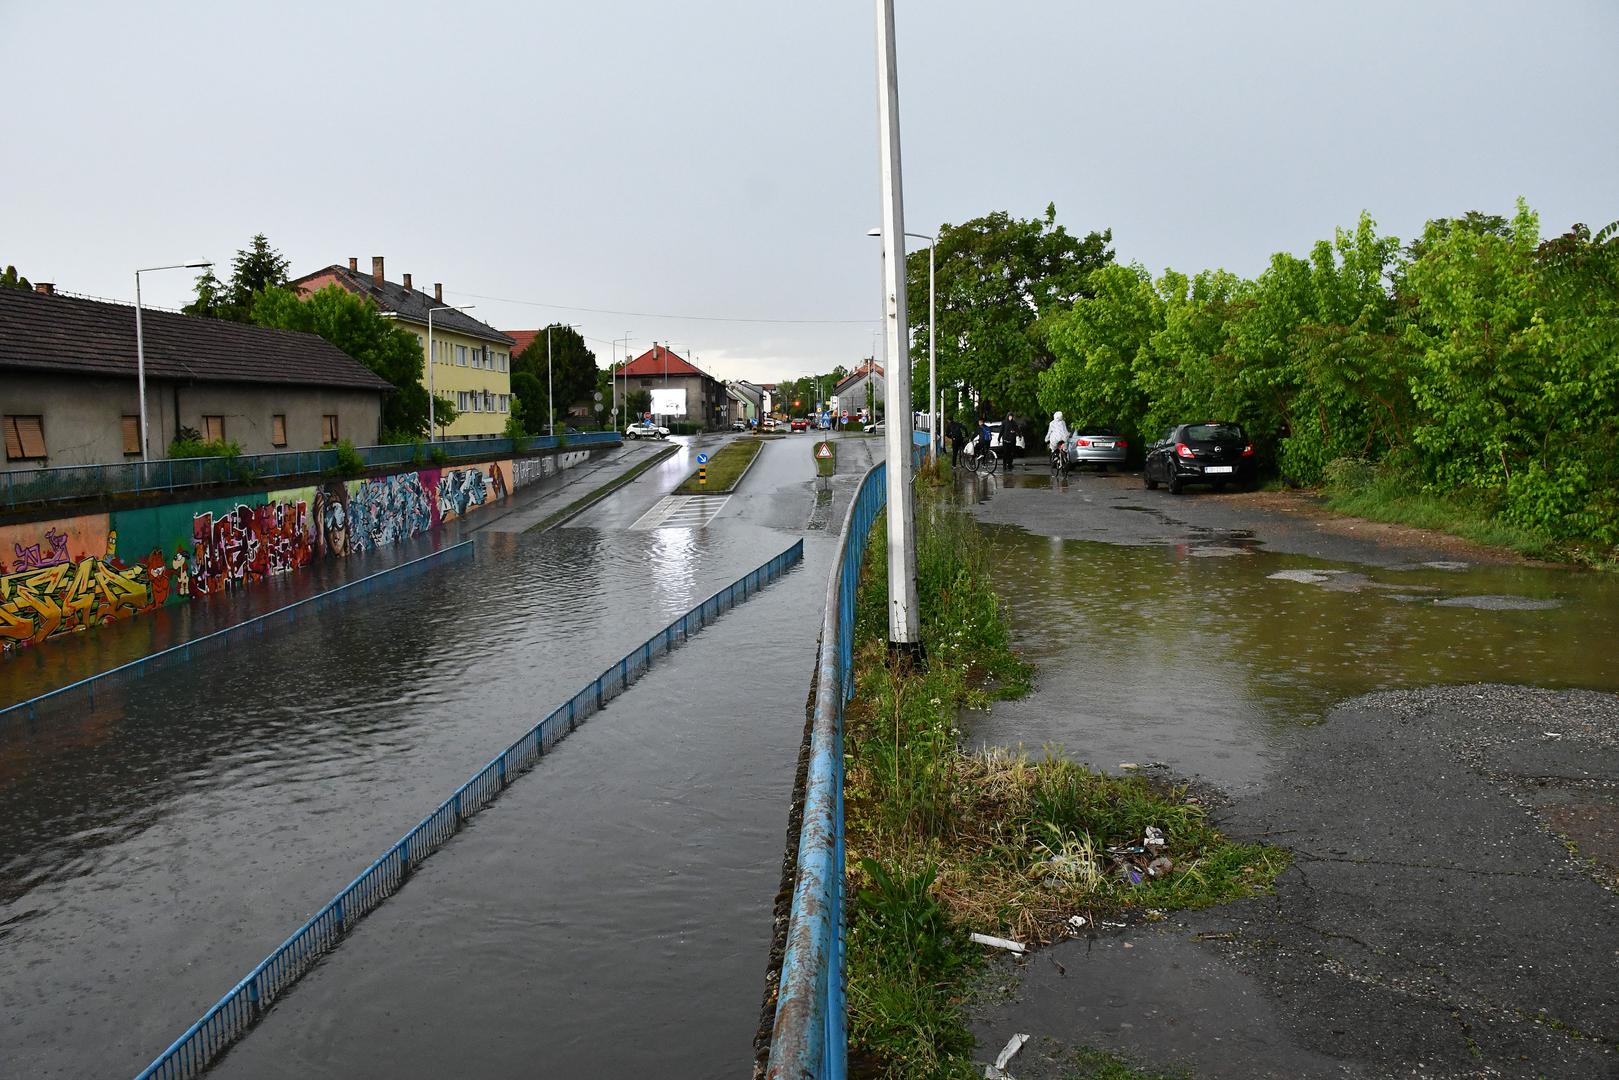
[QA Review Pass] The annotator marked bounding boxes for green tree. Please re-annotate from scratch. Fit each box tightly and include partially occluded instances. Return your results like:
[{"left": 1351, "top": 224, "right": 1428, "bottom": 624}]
[
  {"left": 908, "top": 204, "right": 1113, "bottom": 417},
  {"left": 1, "top": 264, "right": 32, "bottom": 291},
  {"left": 513, "top": 325, "right": 598, "bottom": 433},
  {"left": 252, "top": 284, "right": 455, "bottom": 440},
  {"left": 185, "top": 233, "right": 290, "bottom": 322}
]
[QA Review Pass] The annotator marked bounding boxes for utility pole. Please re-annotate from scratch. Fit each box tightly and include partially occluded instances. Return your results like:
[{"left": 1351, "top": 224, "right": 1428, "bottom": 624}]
[{"left": 875, "top": 0, "right": 921, "bottom": 661}]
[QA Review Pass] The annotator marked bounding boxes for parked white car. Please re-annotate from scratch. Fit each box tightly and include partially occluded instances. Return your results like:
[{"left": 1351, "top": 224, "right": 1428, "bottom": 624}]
[{"left": 625, "top": 421, "right": 668, "bottom": 440}]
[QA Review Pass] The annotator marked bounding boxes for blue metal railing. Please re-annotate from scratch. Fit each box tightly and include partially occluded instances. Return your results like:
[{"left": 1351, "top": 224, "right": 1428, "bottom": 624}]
[
  {"left": 1, "top": 541, "right": 475, "bottom": 722},
  {"left": 0, "top": 432, "right": 622, "bottom": 509},
  {"left": 132, "top": 538, "right": 805, "bottom": 1080},
  {"left": 767, "top": 461, "right": 888, "bottom": 1080}
]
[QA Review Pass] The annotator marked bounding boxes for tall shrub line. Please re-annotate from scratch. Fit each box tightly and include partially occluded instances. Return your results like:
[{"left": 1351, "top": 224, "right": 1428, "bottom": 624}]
[{"left": 1037, "top": 202, "right": 1619, "bottom": 548}]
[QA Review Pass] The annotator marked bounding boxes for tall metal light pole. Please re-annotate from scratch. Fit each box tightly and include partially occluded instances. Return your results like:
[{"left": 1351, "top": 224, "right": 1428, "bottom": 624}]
[
  {"left": 546, "top": 322, "right": 582, "bottom": 437},
  {"left": 615, "top": 331, "right": 633, "bottom": 432},
  {"left": 875, "top": 0, "right": 921, "bottom": 658},
  {"left": 135, "top": 261, "right": 212, "bottom": 462},
  {"left": 427, "top": 304, "right": 474, "bottom": 441},
  {"left": 868, "top": 226, "right": 936, "bottom": 463}
]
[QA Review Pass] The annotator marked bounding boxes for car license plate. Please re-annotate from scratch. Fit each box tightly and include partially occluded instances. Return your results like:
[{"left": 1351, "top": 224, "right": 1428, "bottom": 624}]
[
  {"left": 1093, "top": 441, "right": 1113, "bottom": 449},
  {"left": 1206, "top": 465, "right": 1234, "bottom": 474}
]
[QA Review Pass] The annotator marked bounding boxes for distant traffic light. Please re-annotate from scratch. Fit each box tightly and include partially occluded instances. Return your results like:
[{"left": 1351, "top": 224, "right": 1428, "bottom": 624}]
[{"left": 793, "top": 399, "right": 801, "bottom": 407}]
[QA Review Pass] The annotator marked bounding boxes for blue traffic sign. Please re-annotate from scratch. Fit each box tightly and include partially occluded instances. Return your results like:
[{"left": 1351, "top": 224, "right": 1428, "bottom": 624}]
[{"left": 696, "top": 453, "right": 709, "bottom": 465}]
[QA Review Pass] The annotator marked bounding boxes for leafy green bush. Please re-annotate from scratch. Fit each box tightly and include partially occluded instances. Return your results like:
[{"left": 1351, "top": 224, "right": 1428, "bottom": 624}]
[
  {"left": 329, "top": 438, "right": 365, "bottom": 477},
  {"left": 168, "top": 437, "right": 242, "bottom": 459}
]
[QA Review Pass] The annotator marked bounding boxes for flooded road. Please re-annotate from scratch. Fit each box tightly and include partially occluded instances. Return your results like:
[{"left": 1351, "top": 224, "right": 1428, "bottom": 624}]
[
  {"left": 965, "top": 474, "right": 1619, "bottom": 792},
  {"left": 963, "top": 468, "right": 1619, "bottom": 1079},
  {"left": 0, "top": 434, "right": 834, "bottom": 1078}
]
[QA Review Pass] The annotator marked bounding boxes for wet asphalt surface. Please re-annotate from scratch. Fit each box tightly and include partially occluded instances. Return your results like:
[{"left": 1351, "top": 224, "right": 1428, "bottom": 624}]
[
  {"left": 961, "top": 465, "right": 1619, "bottom": 1079},
  {"left": 0, "top": 431, "right": 877, "bottom": 1079}
]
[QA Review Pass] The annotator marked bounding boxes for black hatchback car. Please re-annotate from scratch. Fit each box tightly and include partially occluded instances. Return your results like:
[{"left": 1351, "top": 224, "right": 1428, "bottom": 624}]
[{"left": 1143, "top": 422, "right": 1256, "bottom": 493}]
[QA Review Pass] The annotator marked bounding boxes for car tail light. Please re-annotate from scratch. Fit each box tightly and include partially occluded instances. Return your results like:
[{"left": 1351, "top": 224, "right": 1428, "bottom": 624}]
[
  {"left": 1076, "top": 438, "right": 1091, "bottom": 447},
  {"left": 1241, "top": 443, "right": 1255, "bottom": 457},
  {"left": 1176, "top": 442, "right": 1195, "bottom": 459},
  {"left": 1116, "top": 440, "right": 1128, "bottom": 449}
]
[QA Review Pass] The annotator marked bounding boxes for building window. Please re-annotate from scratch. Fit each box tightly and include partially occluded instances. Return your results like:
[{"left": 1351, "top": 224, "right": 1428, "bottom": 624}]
[
  {"left": 121, "top": 415, "right": 142, "bottom": 456},
  {"left": 457, "top": 391, "right": 469, "bottom": 413},
  {"left": 203, "top": 415, "right": 226, "bottom": 443},
  {"left": 456, "top": 344, "right": 468, "bottom": 367},
  {"left": 271, "top": 414, "right": 287, "bottom": 447},
  {"left": 5, "top": 415, "right": 47, "bottom": 461},
  {"left": 498, "top": 351, "right": 507, "bottom": 372},
  {"left": 322, "top": 415, "right": 339, "bottom": 444}
]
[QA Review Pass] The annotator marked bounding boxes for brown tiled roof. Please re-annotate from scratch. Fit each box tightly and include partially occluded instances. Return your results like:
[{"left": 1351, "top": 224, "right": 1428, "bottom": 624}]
[
  {"left": 622, "top": 347, "right": 711, "bottom": 379},
  {"left": 290, "top": 265, "right": 515, "bottom": 347},
  {"left": 0, "top": 287, "right": 394, "bottom": 392},
  {"left": 503, "top": 329, "right": 539, "bottom": 359}
]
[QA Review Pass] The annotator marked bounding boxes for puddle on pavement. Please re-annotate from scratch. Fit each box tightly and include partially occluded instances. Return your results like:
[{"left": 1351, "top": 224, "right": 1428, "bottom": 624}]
[{"left": 971, "top": 527, "right": 1619, "bottom": 792}]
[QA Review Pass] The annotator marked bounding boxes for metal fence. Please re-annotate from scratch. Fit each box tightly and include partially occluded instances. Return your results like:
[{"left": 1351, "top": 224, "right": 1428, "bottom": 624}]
[
  {"left": 0, "top": 432, "right": 622, "bottom": 509},
  {"left": 132, "top": 538, "right": 805, "bottom": 1080},
  {"left": 767, "top": 461, "right": 888, "bottom": 1080},
  {"left": 1, "top": 541, "right": 475, "bottom": 723}
]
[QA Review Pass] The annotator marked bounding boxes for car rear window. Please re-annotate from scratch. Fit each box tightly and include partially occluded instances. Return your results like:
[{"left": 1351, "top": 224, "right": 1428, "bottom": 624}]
[{"left": 1185, "top": 423, "right": 1245, "bottom": 443}]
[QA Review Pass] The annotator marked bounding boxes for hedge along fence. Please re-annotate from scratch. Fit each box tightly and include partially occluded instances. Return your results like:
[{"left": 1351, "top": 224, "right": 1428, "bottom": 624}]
[
  {"left": 133, "top": 538, "right": 805, "bottom": 1080},
  {"left": 0, "top": 431, "right": 623, "bottom": 510}
]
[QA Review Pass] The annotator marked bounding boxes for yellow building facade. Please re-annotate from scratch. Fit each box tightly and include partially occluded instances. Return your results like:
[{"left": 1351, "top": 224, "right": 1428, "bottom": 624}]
[
  {"left": 290, "top": 257, "right": 514, "bottom": 439},
  {"left": 410, "top": 326, "right": 514, "bottom": 439}
]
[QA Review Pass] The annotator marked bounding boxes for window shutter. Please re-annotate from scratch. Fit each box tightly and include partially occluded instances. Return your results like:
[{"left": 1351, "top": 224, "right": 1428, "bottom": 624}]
[
  {"left": 272, "top": 414, "right": 287, "bottom": 446},
  {"left": 122, "top": 415, "right": 141, "bottom": 454},
  {"left": 4, "top": 418, "right": 22, "bottom": 460},
  {"left": 14, "top": 416, "right": 46, "bottom": 459}
]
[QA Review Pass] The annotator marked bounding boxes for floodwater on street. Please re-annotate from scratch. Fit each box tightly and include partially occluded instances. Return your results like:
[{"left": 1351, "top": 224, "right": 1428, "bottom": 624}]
[
  {"left": 0, "top": 511, "right": 814, "bottom": 1078},
  {"left": 211, "top": 537, "right": 833, "bottom": 1079},
  {"left": 971, "top": 524, "right": 1619, "bottom": 791}
]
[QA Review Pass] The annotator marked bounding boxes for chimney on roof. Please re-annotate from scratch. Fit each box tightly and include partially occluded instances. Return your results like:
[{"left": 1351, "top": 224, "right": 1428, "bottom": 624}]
[
  {"left": 348, "top": 257, "right": 358, "bottom": 272},
  {"left": 434, "top": 282, "right": 442, "bottom": 303},
  {"left": 402, "top": 273, "right": 412, "bottom": 291},
  {"left": 34, "top": 282, "right": 54, "bottom": 296},
  {"left": 372, "top": 256, "right": 384, "bottom": 287}
]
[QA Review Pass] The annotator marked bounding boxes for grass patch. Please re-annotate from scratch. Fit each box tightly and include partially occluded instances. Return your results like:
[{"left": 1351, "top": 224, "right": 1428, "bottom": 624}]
[
  {"left": 816, "top": 440, "right": 836, "bottom": 476},
  {"left": 526, "top": 444, "right": 678, "bottom": 532},
  {"left": 1058, "top": 1045, "right": 1192, "bottom": 1080},
  {"left": 676, "top": 438, "right": 761, "bottom": 494},
  {"left": 1320, "top": 459, "right": 1568, "bottom": 562},
  {"left": 843, "top": 483, "right": 1288, "bottom": 1078}
]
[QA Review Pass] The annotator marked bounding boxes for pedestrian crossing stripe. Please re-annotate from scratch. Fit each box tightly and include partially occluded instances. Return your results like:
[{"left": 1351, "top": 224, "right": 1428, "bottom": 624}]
[{"left": 628, "top": 494, "right": 731, "bottom": 531}]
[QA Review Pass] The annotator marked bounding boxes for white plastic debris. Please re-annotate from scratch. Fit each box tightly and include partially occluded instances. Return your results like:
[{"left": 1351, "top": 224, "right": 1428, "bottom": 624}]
[
  {"left": 1067, "top": 915, "right": 1088, "bottom": 930},
  {"left": 984, "top": 1032, "right": 1031, "bottom": 1078},
  {"left": 969, "top": 932, "right": 1026, "bottom": 954}
]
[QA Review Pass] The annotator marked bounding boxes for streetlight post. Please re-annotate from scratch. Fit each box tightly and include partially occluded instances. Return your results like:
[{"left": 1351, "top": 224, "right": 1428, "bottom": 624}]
[
  {"left": 615, "top": 331, "right": 633, "bottom": 432},
  {"left": 867, "top": 226, "right": 936, "bottom": 463},
  {"left": 427, "top": 303, "right": 474, "bottom": 441},
  {"left": 546, "top": 323, "right": 582, "bottom": 437},
  {"left": 135, "top": 261, "right": 212, "bottom": 462},
  {"left": 874, "top": 0, "right": 921, "bottom": 659}
]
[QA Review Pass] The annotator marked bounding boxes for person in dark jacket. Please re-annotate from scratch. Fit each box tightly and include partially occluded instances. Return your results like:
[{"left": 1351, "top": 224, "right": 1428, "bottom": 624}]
[
  {"left": 1001, "top": 413, "right": 1020, "bottom": 470},
  {"left": 946, "top": 417, "right": 966, "bottom": 468}
]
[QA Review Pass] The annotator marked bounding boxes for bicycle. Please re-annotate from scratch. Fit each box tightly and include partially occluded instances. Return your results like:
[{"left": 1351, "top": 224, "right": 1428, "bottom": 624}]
[
  {"left": 1051, "top": 441, "right": 1070, "bottom": 478},
  {"left": 970, "top": 447, "right": 999, "bottom": 475}
]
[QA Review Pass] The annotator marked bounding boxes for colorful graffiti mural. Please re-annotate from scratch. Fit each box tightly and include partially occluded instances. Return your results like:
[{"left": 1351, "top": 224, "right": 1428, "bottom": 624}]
[
  {"left": 1, "top": 459, "right": 528, "bottom": 657},
  {"left": 437, "top": 462, "right": 509, "bottom": 523}
]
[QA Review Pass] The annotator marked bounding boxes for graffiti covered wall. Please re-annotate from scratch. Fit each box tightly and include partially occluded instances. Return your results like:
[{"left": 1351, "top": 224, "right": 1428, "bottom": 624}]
[{"left": 1, "top": 457, "right": 529, "bottom": 657}]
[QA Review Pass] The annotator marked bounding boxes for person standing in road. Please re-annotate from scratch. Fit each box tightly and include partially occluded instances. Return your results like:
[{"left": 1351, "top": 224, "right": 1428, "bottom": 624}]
[
  {"left": 946, "top": 416, "right": 965, "bottom": 469},
  {"left": 1001, "top": 413, "right": 1020, "bottom": 470}
]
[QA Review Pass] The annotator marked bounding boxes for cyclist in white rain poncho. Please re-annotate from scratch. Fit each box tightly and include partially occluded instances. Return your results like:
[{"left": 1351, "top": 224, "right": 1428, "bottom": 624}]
[{"left": 1045, "top": 411, "right": 1071, "bottom": 452}]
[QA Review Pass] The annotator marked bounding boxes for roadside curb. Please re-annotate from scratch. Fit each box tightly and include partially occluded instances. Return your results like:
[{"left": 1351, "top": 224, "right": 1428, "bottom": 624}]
[{"left": 529, "top": 444, "right": 680, "bottom": 532}]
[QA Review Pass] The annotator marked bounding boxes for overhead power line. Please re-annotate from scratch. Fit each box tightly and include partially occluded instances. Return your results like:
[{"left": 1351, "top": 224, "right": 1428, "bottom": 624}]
[{"left": 445, "top": 289, "right": 878, "bottom": 326}]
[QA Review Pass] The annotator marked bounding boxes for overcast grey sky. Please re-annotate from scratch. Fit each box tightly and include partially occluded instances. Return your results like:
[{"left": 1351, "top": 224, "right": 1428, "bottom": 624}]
[{"left": 3, "top": 0, "right": 1614, "bottom": 384}]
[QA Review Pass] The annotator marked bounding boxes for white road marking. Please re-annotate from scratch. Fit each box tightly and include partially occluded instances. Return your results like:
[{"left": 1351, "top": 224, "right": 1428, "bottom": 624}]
[{"left": 629, "top": 495, "right": 732, "bottom": 530}]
